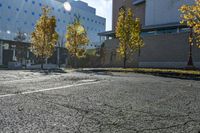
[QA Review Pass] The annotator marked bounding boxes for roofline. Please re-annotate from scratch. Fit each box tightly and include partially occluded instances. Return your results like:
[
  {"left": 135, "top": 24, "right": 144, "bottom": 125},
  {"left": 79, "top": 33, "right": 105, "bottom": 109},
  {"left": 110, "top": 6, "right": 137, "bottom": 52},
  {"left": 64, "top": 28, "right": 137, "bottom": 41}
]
[
  {"left": 98, "top": 30, "right": 115, "bottom": 36},
  {"left": 132, "top": 0, "right": 145, "bottom": 5},
  {"left": 142, "top": 23, "right": 188, "bottom": 32},
  {"left": 98, "top": 23, "right": 189, "bottom": 37}
]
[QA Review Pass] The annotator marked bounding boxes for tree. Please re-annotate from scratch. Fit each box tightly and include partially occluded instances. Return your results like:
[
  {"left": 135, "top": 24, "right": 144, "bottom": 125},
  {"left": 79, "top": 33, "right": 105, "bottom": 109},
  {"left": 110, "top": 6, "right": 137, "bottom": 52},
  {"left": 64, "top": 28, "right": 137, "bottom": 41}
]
[
  {"left": 31, "top": 7, "right": 58, "bottom": 69},
  {"left": 66, "top": 17, "right": 89, "bottom": 67},
  {"left": 179, "top": 1, "right": 200, "bottom": 68},
  {"left": 115, "top": 8, "right": 143, "bottom": 68}
]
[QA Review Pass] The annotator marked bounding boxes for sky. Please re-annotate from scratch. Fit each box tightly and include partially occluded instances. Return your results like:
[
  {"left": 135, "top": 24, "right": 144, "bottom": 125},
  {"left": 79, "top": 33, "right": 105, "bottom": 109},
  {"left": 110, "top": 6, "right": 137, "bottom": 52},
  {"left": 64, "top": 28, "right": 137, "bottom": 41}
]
[{"left": 79, "top": 0, "right": 112, "bottom": 31}]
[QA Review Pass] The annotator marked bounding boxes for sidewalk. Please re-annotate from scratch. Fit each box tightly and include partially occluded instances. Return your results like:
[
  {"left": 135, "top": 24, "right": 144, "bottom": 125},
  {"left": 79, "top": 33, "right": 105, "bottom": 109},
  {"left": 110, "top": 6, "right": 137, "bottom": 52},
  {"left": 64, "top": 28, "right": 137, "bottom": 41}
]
[{"left": 78, "top": 68, "right": 200, "bottom": 80}]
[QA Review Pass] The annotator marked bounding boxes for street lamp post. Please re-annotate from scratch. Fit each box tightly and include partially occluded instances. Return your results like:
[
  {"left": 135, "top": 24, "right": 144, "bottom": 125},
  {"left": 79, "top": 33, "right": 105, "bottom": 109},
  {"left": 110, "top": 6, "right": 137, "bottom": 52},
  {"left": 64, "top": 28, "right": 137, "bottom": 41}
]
[
  {"left": 186, "top": 28, "right": 195, "bottom": 69},
  {"left": 56, "top": 43, "right": 60, "bottom": 68}
]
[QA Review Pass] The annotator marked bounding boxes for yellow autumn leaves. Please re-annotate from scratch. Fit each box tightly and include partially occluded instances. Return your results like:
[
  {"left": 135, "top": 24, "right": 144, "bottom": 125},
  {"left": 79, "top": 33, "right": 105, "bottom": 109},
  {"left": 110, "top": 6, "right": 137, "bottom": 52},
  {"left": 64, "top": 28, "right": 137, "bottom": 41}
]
[
  {"left": 115, "top": 8, "right": 143, "bottom": 67},
  {"left": 180, "top": 0, "right": 200, "bottom": 48},
  {"left": 31, "top": 7, "right": 58, "bottom": 60},
  {"left": 31, "top": 6, "right": 89, "bottom": 63},
  {"left": 66, "top": 18, "right": 89, "bottom": 58}
]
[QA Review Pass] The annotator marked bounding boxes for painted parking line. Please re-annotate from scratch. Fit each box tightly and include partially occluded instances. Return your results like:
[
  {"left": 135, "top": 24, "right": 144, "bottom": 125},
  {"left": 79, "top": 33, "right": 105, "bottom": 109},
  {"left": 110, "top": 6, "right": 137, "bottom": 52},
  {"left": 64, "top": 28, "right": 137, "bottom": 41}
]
[
  {"left": 0, "top": 80, "right": 100, "bottom": 98},
  {"left": 1, "top": 75, "right": 61, "bottom": 84}
]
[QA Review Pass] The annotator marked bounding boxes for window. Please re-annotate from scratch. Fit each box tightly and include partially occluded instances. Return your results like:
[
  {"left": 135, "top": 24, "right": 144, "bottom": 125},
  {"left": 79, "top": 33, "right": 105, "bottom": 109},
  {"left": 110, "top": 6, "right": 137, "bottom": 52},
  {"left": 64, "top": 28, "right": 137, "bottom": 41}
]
[
  {"left": 32, "top": 12, "right": 35, "bottom": 15},
  {"left": 24, "top": 10, "right": 27, "bottom": 13},
  {"left": 25, "top": 0, "right": 28, "bottom": 2},
  {"left": 16, "top": 8, "right": 19, "bottom": 11},
  {"left": 58, "top": 9, "right": 61, "bottom": 12},
  {"left": 32, "top": 1, "right": 35, "bottom": 4},
  {"left": 39, "top": 3, "right": 42, "bottom": 6},
  {"left": 0, "top": 3, "right": 2, "bottom": 7},
  {"left": 8, "top": 6, "right": 11, "bottom": 9},
  {"left": 7, "top": 18, "right": 10, "bottom": 21}
]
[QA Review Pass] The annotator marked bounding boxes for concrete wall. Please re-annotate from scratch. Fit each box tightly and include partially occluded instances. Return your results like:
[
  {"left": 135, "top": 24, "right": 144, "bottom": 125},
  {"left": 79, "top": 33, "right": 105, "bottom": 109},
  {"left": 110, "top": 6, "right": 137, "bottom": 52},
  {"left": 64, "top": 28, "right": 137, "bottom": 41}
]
[
  {"left": 145, "top": 0, "right": 195, "bottom": 26},
  {"left": 101, "top": 39, "right": 138, "bottom": 67},
  {"left": 112, "top": 0, "right": 145, "bottom": 30},
  {"left": 112, "top": 0, "right": 133, "bottom": 30},
  {"left": 139, "top": 32, "right": 200, "bottom": 68},
  {"left": 133, "top": 2, "right": 146, "bottom": 27}
]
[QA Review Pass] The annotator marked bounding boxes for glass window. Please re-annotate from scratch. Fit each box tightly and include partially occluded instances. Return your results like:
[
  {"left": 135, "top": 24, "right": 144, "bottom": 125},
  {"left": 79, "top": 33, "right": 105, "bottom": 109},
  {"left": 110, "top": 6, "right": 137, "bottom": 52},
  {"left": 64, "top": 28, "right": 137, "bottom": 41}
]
[
  {"left": 24, "top": 10, "right": 27, "bottom": 13},
  {"left": 25, "top": 0, "right": 28, "bottom": 2},
  {"left": 32, "top": 1, "right": 35, "bottom": 4},
  {"left": 8, "top": 6, "right": 11, "bottom": 9},
  {"left": 0, "top": 3, "right": 2, "bottom": 7},
  {"left": 16, "top": 8, "right": 19, "bottom": 11},
  {"left": 32, "top": 12, "right": 35, "bottom": 15},
  {"left": 39, "top": 3, "right": 42, "bottom": 6}
]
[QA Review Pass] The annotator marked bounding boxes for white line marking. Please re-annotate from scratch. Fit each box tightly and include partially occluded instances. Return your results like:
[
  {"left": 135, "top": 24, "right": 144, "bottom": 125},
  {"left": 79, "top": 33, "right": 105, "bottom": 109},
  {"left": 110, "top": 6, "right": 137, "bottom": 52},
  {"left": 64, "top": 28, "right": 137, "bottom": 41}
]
[
  {"left": 0, "top": 94, "right": 16, "bottom": 98},
  {"left": 1, "top": 75, "right": 60, "bottom": 84},
  {"left": 0, "top": 81, "right": 100, "bottom": 98}
]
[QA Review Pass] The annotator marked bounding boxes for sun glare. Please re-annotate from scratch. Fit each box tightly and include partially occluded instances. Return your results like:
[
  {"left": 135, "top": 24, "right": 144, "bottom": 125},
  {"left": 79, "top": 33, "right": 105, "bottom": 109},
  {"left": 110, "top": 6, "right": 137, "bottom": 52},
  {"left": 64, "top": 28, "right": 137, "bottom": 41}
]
[{"left": 63, "top": 1, "right": 71, "bottom": 11}]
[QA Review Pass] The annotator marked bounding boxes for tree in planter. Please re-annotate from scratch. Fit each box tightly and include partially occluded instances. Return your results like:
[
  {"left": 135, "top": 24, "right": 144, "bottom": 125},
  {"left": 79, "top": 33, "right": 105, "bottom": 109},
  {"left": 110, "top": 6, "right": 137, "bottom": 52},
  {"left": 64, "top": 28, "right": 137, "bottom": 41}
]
[
  {"left": 179, "top": 1, "right": 200, "bottom": 68},
  {"left": 66, "top": 17, "right": 89, "bottom": 67},
  {"left": 31, "top": 7, "right": 58, "bottom": 69},
  {"left": 115, "top": 8, "right": 143, "bottom": 68}
]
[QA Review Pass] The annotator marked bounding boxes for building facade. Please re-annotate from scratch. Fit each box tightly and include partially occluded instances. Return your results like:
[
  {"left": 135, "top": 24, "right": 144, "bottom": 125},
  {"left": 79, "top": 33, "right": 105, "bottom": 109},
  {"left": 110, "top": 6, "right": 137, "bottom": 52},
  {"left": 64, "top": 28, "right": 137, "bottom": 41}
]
[
  {"left": 100, "top": 0, "right": 200, "bottom": 68},
  {"left": 0, "top": 0, "right": 106, "bottom": 66}
]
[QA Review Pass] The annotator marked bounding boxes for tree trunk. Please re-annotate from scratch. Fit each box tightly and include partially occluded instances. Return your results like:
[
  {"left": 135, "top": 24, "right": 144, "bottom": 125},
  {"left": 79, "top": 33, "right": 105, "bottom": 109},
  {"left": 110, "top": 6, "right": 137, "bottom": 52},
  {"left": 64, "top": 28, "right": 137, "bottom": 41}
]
[
  {"left": 41, "top": 58, "right": 44, "bottom": 70},
  {"left": 123, "top": 54, "right": 127, "bottom": 68}
]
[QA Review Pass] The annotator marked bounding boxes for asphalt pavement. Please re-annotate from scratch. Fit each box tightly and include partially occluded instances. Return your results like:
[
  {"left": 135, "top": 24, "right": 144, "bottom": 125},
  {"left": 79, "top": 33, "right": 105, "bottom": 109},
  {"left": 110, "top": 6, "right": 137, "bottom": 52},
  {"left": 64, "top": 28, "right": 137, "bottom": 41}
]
[{"left": 0, "top": 70, "right": 200, "bottom": 133}]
